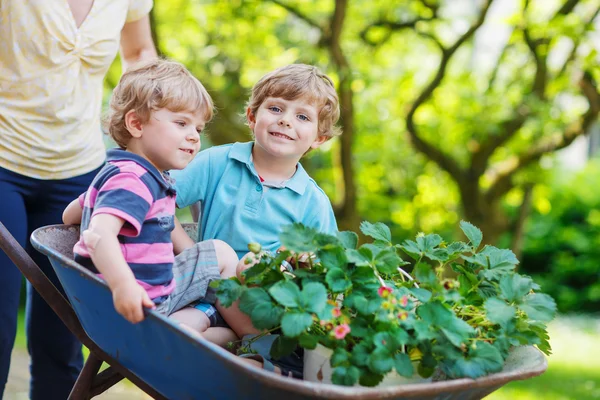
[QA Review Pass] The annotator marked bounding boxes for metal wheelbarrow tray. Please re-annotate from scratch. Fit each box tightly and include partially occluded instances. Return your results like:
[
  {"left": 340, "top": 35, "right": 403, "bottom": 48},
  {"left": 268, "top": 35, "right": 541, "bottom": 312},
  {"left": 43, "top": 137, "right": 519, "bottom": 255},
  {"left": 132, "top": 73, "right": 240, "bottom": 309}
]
[{"left": 3, "top": 223, "right": 547, "bottom": 399}]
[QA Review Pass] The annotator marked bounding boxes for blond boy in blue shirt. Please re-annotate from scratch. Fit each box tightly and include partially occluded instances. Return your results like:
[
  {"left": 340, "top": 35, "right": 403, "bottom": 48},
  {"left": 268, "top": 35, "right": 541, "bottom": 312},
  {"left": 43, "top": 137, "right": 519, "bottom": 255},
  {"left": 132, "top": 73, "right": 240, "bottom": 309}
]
[{"left": 170, "top": 64, "right": 341, "bottom": 377}]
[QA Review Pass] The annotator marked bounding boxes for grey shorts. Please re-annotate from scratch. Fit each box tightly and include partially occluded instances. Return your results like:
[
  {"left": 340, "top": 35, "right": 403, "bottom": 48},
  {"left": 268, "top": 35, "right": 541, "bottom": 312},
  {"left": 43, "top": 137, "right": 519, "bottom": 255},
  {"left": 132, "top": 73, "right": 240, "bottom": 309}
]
[{"left": 154, "top": 240, "right": 220, "bottom": 316}]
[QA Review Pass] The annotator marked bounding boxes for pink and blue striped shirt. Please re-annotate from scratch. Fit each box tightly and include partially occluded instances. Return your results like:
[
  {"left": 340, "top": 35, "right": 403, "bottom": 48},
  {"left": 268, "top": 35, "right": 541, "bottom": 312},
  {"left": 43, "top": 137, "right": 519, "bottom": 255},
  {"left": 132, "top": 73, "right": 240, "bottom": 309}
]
[{"left": 73, "top": 149, "right": 177, "bottom": 301}]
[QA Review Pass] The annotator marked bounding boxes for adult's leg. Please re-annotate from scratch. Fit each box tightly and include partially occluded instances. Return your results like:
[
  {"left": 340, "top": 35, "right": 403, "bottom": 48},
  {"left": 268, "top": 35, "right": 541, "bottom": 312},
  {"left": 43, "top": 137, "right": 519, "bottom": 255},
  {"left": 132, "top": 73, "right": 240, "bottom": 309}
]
[
  {"left": 25, "top": 168, "right": 99, "bottom": 400},
  {"left": 0, "top": 168, "right": 29, "bottom": 398}
]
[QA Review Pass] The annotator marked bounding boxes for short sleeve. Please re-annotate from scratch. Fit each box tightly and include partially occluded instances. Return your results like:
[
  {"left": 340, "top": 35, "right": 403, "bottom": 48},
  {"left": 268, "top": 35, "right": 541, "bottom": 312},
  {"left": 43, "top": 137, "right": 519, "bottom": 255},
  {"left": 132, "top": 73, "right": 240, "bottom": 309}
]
[
  {"left": 92, "top": 173, "right": 153, "bottom": 235},
  {"left": 126, "top": 0, "right": 153, "bottom": 23},
  {"left": 78, "top": 192, "right": 86, "bottom": 208},
  {"left": 171, "top": 150, "right": 211, "bottom": 209},
  {"left": 306, "top": 195, "right": 338, "bottom": 235}
]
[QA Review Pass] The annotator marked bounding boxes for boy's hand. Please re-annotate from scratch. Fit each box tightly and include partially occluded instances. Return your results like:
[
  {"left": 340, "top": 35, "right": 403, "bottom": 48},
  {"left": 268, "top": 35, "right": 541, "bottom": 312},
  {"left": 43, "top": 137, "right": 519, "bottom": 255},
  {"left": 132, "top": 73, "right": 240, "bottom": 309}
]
[
  {"left": 112, "top": 281, "right": 155, "bottom": 323},
  {"left": 277, "top": 246, "right": 313, "bottom": 269}
]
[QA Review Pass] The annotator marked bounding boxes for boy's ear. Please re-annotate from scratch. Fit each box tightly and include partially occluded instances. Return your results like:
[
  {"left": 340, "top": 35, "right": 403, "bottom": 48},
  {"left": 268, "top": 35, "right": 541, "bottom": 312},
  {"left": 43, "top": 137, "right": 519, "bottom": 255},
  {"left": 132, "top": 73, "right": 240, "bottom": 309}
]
[
  {"left": 124, "top": 110, "right": 144, "bottom": 138},
  {"left": 310, "top": 134, "right": 329, "bottom": 149},
  {"left": 246, "top": 107, "right": 256, "bottom": 130}
]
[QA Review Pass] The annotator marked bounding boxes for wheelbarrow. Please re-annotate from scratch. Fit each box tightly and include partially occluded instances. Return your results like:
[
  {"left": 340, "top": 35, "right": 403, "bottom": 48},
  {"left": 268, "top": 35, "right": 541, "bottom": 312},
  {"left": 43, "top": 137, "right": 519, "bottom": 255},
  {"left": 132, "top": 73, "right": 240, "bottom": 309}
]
[{"left": 0, "top": 222, "right": 548, "bottom": 399}]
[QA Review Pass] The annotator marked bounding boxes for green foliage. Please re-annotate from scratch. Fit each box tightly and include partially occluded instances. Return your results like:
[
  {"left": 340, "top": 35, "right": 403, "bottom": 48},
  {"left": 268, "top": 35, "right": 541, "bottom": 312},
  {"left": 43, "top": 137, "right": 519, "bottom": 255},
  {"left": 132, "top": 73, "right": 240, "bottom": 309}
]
[
  {"left": 518, "top": 161, "right": 600, "bottom": 313},
  {"left": 214, "top": 220, "right": 556, "bottom": 387}
]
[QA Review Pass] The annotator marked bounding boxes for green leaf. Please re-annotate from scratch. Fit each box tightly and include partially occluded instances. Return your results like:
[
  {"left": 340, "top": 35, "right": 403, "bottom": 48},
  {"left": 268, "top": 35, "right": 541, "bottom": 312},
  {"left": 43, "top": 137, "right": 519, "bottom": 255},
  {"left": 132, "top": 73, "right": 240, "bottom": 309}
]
[
  {"left": 270, "top": 336, "right": 298, "bottom": 359},
  {"left": 240, "top": 260, "right": 269, "bottom": 283},
  {"left": 332, "top": 366, "right": 360, "bottom": 386},
  {"left": 520, "top": 293, "right": 557, "bottom": 322},
  {"left": 461, "top": 253, "right": 488, "bottom": 268},
  {"left": 346, "top": 247, "right": 373, "bottom": 266},
  {"left": 331, "top": 348, "right": 350, "bottom": 367},
  {"left": 326, "top": 268, "right": 353, "bottom": 292},
  {"left": 445, "top": 342, "right": 504, "bottom": 379},
  {"left": 484, "top": 297, "right": 516, "bottom": 329},
  {"left": 318, "top": 246, "right": 347, "bottom": 270},
  {"left": 414, "top": 263, "right": 437, "bottom": 286},
  {"left": 499, "top": 274, "right": 534, "bottom": 302},
  {"left": 350, "top": 266, "right": 378, "bottom": 284},
  {"left": 268, "top": 281, "right": 302, "bottom": 308},
  {"left": 350, "top": 342, "right": 371, "bottom": 366},
  {"left": 418, "top": 301, "right": 474, "bottom": 347},
  {"left": 280, "top": 312, "right": 313, "bottom": 337},
  {"left": 239, "top": 288, "right": 271, "bottom": 316},
  {"left": 374, "top": 247, "right": 405, "bottom": 274},
  {"left": 416, "top": 234, "right": 444, "bottom": 261},
  {"left": 212, "top": 278, "right": 244, "bottom": 308},
  {"left": 413, "top": 320, "right": 437, "bottom": 341},
  {"left": 445, "top": 241, "right": 470, "bottom": 258},
  {"left": 373, "top": 332, "right": 399, "bottom": 352},
  {"left": 399, "top": 240, "right": 421, "bottom": 260},
  {"left": 368, "top": 348, "right": 394, "bottom": 374},
  {"left": 358, "top": 370, "right": 385, "bottom": 387},
  {"left": 337, "top": 230, "right": 358, "bottom": 249},
  {"left": 301, "top": 282, "right": 328, "bottom": 314},
  {"left": 279, "top": 223, "right": 318, "bottom": 253},
  {"left": 298, "top": 333, "right": 318, "bottom": 350},
  {"left": 460, "top": 221, "right": 483, "bottom": 250},
  {"left": 360, "top": 221, "right": 392, "bottom": 242},
  {"left": 479, "top": 246, "right": 519, "bottom": 280},
  {"left": 249, "top": 303, "right": 284, "bottom": 329},
  {"left": 362, "top": 243, "right": 385, "bottom": 258},
  {"left": 353, "top": 296, "right": 382, "bottom": 316},
  {"left": 408, "top": 287, "right": 432, "bottom": 302},
  {"left": 394, "top": 353, "right": 414, "bottom": 377},
  {"left": 314, "top": 232, "right": 341, "bottom": 247}
]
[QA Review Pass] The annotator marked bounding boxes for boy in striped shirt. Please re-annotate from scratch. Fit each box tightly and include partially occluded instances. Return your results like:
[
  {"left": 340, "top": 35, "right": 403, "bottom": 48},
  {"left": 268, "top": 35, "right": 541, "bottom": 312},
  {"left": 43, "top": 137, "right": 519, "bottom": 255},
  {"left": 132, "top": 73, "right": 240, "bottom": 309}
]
[{"left": 63, "top": 59, "right": 244, "bottom": 345}]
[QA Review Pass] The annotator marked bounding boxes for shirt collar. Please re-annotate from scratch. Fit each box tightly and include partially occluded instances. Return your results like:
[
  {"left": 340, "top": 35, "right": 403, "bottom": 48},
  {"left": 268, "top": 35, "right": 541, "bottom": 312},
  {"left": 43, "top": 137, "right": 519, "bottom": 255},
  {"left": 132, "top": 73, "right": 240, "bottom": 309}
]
[
  {"left": 229, "top": 142, "right": 309, "bottom": 195},
  {"left": 106, "top": 149, "right": 176, "bottom": 193}
]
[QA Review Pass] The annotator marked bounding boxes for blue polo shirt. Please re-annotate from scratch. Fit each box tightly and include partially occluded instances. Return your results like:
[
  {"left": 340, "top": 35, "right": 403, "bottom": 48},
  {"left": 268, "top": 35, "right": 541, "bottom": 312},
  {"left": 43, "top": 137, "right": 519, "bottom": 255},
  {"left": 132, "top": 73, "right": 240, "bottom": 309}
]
[{"left": 171, "top": 142, "right": 338, "bottom": 259}]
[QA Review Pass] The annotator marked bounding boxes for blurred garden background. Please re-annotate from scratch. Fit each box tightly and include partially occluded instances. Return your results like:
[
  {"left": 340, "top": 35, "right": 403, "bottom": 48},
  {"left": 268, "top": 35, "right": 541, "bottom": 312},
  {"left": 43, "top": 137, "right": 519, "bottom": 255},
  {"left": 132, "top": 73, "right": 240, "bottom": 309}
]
[{"left": 7, "top": 0, "right": 600, "bottom": 398}]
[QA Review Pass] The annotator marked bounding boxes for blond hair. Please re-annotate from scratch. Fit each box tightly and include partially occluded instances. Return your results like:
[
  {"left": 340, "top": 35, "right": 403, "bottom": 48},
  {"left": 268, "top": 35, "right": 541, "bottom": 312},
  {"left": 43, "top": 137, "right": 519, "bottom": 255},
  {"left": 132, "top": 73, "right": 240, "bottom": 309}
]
[
  {"left": 107, "top": 59, "right": 213, "bottom": 149},
  {"left": 247, "top": 64, "right": 341, "bottom": 139}
]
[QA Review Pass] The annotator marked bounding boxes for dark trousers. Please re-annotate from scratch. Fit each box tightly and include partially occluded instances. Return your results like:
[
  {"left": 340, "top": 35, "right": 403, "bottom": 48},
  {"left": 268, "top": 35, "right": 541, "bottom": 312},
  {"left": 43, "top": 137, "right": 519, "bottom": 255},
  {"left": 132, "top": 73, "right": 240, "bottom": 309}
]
[{"left": 0, "top": 165, "right": 100, "bottom": 400}]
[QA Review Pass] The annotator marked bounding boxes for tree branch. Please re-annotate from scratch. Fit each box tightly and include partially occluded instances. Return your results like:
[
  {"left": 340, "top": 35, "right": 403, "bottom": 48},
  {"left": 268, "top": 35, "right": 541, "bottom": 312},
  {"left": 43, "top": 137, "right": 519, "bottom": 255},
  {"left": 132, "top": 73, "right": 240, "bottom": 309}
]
[
  {"left": 557, "top": 6, "right": 600, "bottom": 78},
  {"left": 510, "top": 183, "right": 534, "bottom": 261},
  {"left": 360, "top": 16, "right": 435, "bottom": 46},
  {"left": 471, "top": 106, "right": 530, "bottom": 176},
  {"left": 405, "top": 0, "right": 493, "bottom": 181},
  {"left": 269, "top": 0, "right": 323, "bottom": 32},
  {"left": 486, "top": 72, "right": 599, "bottom": 201},
  {"left": 556, "top": 0, "right": 580, "bottom": 16}
]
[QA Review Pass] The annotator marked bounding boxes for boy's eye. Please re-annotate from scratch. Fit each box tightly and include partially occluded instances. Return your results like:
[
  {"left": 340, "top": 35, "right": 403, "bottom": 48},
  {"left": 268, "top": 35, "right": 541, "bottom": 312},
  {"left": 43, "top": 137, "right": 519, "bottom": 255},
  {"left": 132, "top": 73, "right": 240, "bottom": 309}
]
[
  {"left": 268, "top": 106, "right": 281, "bottom": 113},
  {"left": 196, "top": 128, "right": 204, "bottom": 134},
  {"left": 175, "top": 121, "right": 186, "bottom": 127},
  {"left": 297, "top": 114, "right": 309, "bottom": 121}
]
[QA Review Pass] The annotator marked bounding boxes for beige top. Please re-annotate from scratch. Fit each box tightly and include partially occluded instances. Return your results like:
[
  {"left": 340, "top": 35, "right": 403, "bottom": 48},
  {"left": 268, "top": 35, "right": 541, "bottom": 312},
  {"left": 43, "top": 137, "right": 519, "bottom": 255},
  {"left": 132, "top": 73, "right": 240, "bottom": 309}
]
[{"left": 0, "top": 0, "right": 152, "bottom": 179}]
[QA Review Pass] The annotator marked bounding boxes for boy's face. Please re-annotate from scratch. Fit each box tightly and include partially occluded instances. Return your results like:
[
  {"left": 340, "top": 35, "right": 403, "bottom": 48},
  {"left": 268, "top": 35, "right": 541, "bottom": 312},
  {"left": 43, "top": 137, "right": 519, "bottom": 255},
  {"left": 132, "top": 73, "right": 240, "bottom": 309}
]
[
  {"left": 248, "top": 96, "right": 328, "bottom": 161},
  {"left": 130, "top": 108, "right": 205, "bottom": 171}
]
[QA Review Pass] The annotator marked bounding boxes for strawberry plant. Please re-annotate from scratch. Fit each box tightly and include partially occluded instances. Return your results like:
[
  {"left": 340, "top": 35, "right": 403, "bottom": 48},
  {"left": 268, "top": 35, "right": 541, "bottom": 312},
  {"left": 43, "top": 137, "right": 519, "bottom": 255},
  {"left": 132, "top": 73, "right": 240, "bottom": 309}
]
[{"left": 212, "top": 221, "right": 556, "bottom": 387}]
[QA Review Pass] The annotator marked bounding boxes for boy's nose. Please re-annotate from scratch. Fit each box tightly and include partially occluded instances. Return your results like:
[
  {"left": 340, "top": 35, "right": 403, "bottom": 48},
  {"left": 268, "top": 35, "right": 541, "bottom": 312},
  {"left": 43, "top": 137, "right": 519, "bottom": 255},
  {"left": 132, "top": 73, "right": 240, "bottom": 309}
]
[{"left": 278, "top": 119, "right": 291, "bottom": 128}]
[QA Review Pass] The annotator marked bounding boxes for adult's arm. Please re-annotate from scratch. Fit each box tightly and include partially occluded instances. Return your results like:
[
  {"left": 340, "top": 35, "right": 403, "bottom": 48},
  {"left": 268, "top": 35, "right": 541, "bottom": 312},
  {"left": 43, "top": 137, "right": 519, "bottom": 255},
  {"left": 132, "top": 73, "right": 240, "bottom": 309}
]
[{"left": 120, "top": 15, "right": 158, "bottom": 71}]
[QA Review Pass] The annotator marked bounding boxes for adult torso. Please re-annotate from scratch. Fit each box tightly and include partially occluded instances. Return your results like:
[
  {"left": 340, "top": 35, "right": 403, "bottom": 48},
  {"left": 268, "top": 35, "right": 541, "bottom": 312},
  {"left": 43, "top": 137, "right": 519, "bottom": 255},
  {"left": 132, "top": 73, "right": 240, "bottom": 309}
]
[{"left": 0, "top": 0, "right": 147, "bottom": 179}]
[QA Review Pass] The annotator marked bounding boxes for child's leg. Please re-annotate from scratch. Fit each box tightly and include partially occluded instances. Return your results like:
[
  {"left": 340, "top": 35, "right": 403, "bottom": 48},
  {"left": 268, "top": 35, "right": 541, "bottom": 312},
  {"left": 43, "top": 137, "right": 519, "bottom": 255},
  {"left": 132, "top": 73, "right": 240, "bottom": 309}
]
[
  {"left": 212, "top": 241, "right": 261, "bottom": 338},
  {"left": 169, "top": 307, "right": 237, "bottom": 347}
]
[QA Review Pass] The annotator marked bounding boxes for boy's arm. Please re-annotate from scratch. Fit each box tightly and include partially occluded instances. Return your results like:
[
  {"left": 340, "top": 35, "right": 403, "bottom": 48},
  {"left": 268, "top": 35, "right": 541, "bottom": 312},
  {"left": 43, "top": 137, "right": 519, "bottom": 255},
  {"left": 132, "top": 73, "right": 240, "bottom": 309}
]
[
  {"left": 172, "top": 216, "right": 195, "bottom": 255},
  {"left": 63, "top": 194, "right": 86, "bottom": 224},
  {"left": 85, "top": 214, "right": 155, "bottom": 323}
]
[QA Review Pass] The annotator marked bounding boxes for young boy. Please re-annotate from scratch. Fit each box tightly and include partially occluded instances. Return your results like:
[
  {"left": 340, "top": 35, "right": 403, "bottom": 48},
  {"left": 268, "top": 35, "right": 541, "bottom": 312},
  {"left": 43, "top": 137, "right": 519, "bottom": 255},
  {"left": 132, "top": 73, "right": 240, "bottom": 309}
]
[
  {"left": 170, "top": 63, "right": 341, "bottom": 375},
  {"left": 62, "top": 59, "right": 243, "bottom": 346}
]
